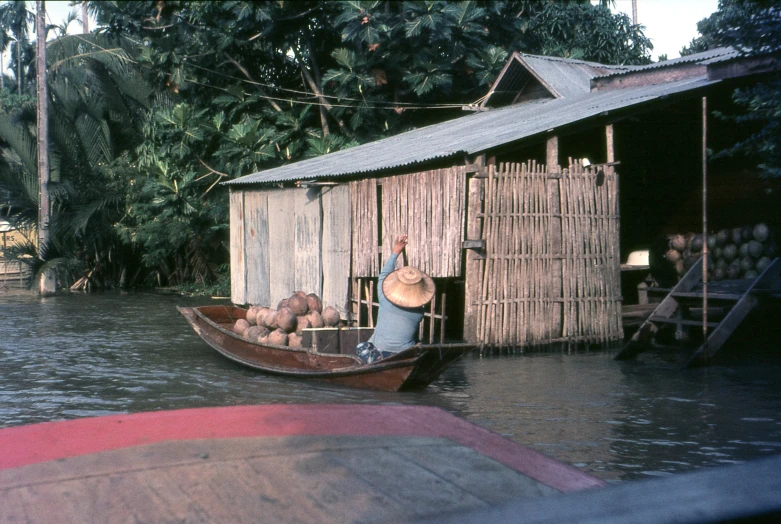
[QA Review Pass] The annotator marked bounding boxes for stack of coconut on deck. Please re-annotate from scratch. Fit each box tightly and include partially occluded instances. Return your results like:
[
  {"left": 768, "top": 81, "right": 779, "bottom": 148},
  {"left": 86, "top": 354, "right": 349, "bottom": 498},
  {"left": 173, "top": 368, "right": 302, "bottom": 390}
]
[
  {"left": 232, "top": 291, "right": 342, "bottom": 347},
  {"left": 663, "top": 223, "right": 777, "bottom": 281}
]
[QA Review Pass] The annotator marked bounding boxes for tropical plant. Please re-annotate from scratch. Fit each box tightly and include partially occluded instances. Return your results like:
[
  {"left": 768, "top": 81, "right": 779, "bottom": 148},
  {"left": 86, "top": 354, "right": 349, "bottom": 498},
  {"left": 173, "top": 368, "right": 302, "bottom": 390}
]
[
  {"left": 0, "top": 33, "right": 156, "bottom": 289},
  {"left": 0, "top": 0, "right": 34, "bottom": 94},
  {"left": 688, "top": 0, "right": 781, "bottom": 178}
]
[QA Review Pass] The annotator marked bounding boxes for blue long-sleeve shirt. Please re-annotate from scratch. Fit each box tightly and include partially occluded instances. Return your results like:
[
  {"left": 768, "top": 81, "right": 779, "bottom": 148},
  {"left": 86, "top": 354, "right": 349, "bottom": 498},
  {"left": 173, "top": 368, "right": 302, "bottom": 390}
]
[{"left": 368, "top": 253, "right": 425, "bottom": 352}]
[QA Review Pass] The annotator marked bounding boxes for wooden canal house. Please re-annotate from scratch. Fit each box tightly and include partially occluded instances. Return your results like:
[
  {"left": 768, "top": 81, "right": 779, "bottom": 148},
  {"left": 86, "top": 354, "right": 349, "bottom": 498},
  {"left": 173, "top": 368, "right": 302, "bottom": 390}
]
[{"left": 225, "top": 48, "right": 780, "bottom": 350}]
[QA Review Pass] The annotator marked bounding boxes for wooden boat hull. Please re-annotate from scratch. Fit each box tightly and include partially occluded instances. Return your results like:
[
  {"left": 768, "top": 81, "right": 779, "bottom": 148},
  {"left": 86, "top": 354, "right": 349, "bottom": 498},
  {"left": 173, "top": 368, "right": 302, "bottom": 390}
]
[{"left": 178, "top": 305, "right": 475, "bottom": 391}]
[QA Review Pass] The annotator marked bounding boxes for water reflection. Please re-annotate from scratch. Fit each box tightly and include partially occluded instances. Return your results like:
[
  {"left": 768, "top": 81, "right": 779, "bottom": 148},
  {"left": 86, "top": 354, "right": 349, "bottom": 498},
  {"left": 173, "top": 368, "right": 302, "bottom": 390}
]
[{"left": 1, "top": 290, "right": 780, "bottom": 482}]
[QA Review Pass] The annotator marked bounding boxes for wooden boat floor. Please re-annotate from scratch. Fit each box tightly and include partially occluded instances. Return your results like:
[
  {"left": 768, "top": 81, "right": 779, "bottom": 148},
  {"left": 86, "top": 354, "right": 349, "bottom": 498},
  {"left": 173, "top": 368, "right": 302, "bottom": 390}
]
[{"left": 0, "top": 405, "right": 604, "bottom": 523}]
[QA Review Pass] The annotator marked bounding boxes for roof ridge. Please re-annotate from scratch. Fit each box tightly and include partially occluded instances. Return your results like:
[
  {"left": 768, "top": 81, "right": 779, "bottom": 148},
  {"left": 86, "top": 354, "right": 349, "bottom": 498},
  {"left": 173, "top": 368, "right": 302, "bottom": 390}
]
[
  {"left": 593, "top": 47, "right": 738, "bottom": 79},
  {"left": 517, "top": 52, "right": 635, "bottom": 70}
]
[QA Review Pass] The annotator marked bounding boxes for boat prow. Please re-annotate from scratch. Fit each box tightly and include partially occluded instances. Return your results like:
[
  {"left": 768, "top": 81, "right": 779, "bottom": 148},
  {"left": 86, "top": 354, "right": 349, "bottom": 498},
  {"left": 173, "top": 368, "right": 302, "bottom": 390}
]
[{"left": 178, "top": 305, "right": 475, "bottom": 391}]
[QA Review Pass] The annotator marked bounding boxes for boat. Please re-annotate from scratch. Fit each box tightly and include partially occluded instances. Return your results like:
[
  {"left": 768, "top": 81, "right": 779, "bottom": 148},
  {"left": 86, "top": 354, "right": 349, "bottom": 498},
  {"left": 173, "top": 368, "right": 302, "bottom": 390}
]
[
  {"left": 0, "top": 404, "right": 606, "bottom": 522},
  {"left": 177, "top": 305, "right": 476, "bottom": 391}
]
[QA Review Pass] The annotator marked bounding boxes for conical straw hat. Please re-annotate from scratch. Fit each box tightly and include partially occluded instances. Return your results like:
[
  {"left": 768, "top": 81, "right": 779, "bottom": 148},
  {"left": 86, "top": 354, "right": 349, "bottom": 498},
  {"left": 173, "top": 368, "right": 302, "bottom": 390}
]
[{"left": 383, "top": 266, "right": 435, "bottom": 308}]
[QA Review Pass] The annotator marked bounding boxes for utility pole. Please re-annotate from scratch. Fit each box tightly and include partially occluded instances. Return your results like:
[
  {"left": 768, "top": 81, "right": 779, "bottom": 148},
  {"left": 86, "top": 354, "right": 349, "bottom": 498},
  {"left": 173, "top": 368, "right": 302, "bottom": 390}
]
[
  {"left": 632, "top": 0, "right": 638, "bottom": 25},
  {"left": 36, "top": 0, "right": 55, "bottom": 296}
]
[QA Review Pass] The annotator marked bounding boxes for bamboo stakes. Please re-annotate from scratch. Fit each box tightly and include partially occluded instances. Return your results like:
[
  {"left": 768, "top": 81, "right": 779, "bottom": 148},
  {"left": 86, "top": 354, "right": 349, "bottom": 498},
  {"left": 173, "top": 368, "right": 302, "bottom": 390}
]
[{"left": 470, "top": 158, "right": 621, "bottom": 349}]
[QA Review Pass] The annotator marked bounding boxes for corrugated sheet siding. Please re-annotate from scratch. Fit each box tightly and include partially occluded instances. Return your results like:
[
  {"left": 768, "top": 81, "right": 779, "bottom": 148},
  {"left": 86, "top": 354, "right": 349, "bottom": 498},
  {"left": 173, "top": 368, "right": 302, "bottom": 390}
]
[
  {"left": 351, "top": 167, "right": 466, "bottom": 278},
  {"left": 350, "top": 179, "right": 379, "bottom": 277},
  {"left": 380, "top": 167, "right": 466, "bottom": 277}
]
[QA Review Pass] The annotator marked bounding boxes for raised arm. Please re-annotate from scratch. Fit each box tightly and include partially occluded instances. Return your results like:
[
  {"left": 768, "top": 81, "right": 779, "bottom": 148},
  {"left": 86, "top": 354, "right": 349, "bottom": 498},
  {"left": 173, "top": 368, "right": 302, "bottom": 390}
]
[{"left": 378, "top": 235, "right": 408, "bottom": 288}]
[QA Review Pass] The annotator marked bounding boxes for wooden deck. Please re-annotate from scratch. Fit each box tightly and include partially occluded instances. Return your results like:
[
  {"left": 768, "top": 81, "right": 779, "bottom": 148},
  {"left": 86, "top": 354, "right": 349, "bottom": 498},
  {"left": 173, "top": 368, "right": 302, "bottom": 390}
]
[{"left": 0, "top": 405, "right": 604, "bottom": 523}]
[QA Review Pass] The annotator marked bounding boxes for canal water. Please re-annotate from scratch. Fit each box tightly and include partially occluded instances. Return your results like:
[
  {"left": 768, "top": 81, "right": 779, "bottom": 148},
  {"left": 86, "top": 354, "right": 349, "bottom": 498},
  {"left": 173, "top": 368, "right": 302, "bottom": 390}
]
[{"left": 1, "top": 291, "right": 780, "bottom": 483}]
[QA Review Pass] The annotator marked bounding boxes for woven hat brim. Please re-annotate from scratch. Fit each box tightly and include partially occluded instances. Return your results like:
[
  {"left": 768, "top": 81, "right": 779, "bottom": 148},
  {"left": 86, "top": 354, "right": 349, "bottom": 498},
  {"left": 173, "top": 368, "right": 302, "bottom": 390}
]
[{"left": 383, "top": 269, "right": 435, "bottom": 308}]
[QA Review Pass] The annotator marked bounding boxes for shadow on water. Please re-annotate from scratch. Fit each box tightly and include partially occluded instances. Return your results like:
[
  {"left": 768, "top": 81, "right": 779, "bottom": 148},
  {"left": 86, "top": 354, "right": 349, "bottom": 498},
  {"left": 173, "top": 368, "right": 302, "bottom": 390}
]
[{"left": 1, "top": 290, "right": 780, "bottom": 482}]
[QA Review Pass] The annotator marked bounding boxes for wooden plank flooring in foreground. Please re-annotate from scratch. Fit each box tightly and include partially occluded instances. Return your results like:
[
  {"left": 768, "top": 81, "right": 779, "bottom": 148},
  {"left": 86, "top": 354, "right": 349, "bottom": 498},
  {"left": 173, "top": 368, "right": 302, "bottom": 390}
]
[{"left": 0, "top": 405, "right": 604, "bottom": 523}]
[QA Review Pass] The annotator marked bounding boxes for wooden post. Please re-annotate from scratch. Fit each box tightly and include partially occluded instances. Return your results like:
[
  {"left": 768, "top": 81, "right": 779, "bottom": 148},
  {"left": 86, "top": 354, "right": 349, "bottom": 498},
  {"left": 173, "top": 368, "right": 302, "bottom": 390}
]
[
  {"left": 463, "top": 155, "right": 485, "bottom": 344},
  {"left": 37, "top": 1, "right": 56, "bottom": 296},
  {"left": 548, "top": 165, "right": 563, "bottom": 340},
  {"left": 428, "top": 293, "right": 436, "bottom": 344},
  {"left": 545, "top": 137, "right": 562, "bottom": 339},
  {"left": 546, "top": 136, "right": 559, "bottom": 173},
  {"left": 366, "top": 280, "right": 374, "bottom": 328},
  {"left": 702, "top": 97, "right": 709, "bottom": 360},
  {"left": 606, "top": 124, "right": 615, "bottom": 163},
  {"left": 439, "top": 291, "right": 447, "bottom": 344}
]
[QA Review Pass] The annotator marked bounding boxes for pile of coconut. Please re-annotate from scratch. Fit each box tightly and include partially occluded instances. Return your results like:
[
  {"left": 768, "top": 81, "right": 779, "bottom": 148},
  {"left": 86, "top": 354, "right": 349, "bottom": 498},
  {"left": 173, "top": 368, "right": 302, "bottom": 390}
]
[
  {"left": 663, "top": 223, "right": 777, "bottom": 280},
  {"left": 232, "top": 291, "right": 342, "bottom": 347}
]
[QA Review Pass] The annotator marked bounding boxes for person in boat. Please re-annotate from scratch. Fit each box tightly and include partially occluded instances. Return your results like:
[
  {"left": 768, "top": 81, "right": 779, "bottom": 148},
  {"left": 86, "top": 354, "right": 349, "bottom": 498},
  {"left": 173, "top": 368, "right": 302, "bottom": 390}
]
[{"left": 355, "top": 234, "right": 435, "bottom": 364}]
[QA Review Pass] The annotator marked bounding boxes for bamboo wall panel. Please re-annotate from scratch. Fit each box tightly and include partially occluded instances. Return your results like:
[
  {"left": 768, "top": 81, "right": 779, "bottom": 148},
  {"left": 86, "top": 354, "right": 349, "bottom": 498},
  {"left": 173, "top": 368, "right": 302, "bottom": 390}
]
[
  {"left": 473, "top": 162, "right": 622, "bottom": 347},
  {"left": 559, "top": 163, "right": 622, "bottom": 343},
  {"left": 267, "top": 188, "right": 299, "bottom": 306},
  {"left": 379, "top": 167, "right": 466, "bottom": 277},
  {"left": 322, "top": 185, "right": 352, "bottom": 317},
  {"left": 229, "top": 189, "right": 246, "bottom": 305},
  {"left": 294, "top": 189, "right": 323, "bottom": 295},
  {"left": 243, "top": 190, "right": 270, "bottom": 306},
  {"left": 350, "top": 179, "right": 379, "bottom": 277}
]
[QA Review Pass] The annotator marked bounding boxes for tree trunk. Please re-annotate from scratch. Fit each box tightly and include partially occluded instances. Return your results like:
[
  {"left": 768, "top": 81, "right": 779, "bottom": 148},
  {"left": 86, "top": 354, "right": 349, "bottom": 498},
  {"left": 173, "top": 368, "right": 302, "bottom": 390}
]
[
  {"left": 306, "top": 41, "right": 330, "bottom": 137},
  {"left": 17, "top": 40, "right": 22, "bottom": 94},
  {"left": 299, "top": 64, "right": 354, "bottom": 138},
  {"left": 82, "top": 2, "right": 89, "bottom": 34},
  {"left": 36, "top": 0, "right": 55, "bottom": 296},
  {"left": 225, "top": 54, "right": 282, "bottom": 113}
]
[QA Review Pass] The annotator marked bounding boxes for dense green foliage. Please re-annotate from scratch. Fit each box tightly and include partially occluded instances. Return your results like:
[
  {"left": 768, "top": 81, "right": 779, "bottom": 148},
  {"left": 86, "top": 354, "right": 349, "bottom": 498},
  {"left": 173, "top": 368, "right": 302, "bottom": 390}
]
[
  {"left": 683, "top": 0, "right": 781, "bottom": 178},
  {"left": 0, "top": 0, "right": 654, "bottom": 292}
]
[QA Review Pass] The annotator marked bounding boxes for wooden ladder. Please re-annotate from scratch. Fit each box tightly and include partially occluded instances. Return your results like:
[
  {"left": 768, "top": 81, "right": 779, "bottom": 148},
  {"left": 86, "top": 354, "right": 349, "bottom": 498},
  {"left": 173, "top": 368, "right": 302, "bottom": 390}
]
[{"left": 615, "top": 257, "right": 781, "bottom": 366}]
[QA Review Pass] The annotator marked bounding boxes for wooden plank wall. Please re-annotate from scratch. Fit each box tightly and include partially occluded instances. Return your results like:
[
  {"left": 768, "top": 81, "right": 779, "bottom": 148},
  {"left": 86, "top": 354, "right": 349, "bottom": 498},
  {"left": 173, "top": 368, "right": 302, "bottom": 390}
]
[
  {"left": 294, "top": 188, "right": 322, "bottom": 295},
  {"left": 243, "top": 190, "right": 270, "bottom": 305},
  {"left": 266, "top": 189, "right": 299, "bottom": 306},
  {"left": 229, "top": 189, "right": 246, "bottom": 305},
  {"left": 231, "top": 186, "right": 352, "bottom": 316},
  {"left": 470, "top": 161, "right": 622, "bottom": 348},
  {"left": 321, "top": 185, "right": 352, "bottom": 316}
]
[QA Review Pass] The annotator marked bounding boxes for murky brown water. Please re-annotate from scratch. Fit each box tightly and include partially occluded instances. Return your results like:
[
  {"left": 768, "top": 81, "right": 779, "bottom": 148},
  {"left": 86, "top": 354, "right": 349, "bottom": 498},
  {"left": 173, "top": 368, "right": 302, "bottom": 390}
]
[{"left": 1, "top": 290, "right": 780, "bottom": 482}]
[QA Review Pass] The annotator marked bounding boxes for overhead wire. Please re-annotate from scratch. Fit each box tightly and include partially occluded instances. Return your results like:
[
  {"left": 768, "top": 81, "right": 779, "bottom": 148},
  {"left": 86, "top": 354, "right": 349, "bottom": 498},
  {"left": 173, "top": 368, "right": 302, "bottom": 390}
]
[
  {"left": 182, "top": 61, "right": 465, "bottom": 109},
  {"left": 60, "top": 33, "right": 475, "bottom": 111}
]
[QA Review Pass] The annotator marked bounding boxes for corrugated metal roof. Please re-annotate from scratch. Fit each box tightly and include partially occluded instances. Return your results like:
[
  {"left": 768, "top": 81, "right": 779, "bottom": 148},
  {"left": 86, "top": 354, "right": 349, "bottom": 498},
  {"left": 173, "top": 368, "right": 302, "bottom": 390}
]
[
  {"left": 227, "top": 76, "right": 717, "bottom": 186},
  {"left": 518, "top": 54, "right": 636, "bottom": 97},
  {"left": 593, "top": 47, "right": 739, "bottom": 79}
]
